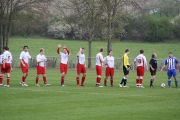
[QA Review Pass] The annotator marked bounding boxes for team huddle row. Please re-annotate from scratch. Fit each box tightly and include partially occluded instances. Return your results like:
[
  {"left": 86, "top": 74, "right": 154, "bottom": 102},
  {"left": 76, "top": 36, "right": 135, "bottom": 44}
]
[{"left": 0, "top": 45, "right": 179, "bottom": 88}]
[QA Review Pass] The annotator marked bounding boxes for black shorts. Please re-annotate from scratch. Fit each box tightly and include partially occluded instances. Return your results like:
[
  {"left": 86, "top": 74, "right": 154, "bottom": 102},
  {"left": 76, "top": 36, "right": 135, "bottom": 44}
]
[
  {"left": 123, "top": 66, "right": 129, "bottom": 75},
  {"left": 150, "top": 69, "right": 157, "bottom": 76}
]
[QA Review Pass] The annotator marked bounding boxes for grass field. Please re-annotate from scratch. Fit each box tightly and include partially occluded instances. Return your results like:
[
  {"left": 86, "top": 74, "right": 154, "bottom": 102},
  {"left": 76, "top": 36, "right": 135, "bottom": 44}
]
[{"left": 0, "top": 37, "right": 180, "bottom": 120}]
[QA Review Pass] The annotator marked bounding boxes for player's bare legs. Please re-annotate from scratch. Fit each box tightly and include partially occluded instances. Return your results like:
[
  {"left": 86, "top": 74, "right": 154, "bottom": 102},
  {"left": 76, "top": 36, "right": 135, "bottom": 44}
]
[
  {"left": 35, "top": 74, "right": 40, "bottom": 86},
  {"left": 81, "top": 73, "right": 86, "bottom": 86},
  {"left": 110, "top": 76, "right": 113, "bottom": 87},
  {"left": 104, "top": 76, "right": 108, "bottom": 86},
  {"left": 61, "top": 72, "right": 66, "bottom": 86}
]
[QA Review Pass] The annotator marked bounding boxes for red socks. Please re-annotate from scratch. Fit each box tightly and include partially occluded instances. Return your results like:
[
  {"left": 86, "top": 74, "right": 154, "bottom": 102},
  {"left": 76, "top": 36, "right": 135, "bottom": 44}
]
[
  {"left": 43, "top": 76, "right": 47, "bottom": 84},
  {"left": 22, "top": 76, "right": 26, "bottom": 82},
  {"left": 110, "top": 79, "right": 113, "bottom": 86},
  {"left": 61, "top": 76, "right": 64, "bottom": 85},
  {"left": 76, "top": 77, "right": 80, "bottom": 85},
  {"left": 96, "top": 77, "right": 101, "bottom": 85},
  {"left": 0, "top": 76, "right": 3, "bottom": 84},
  {"left": 81, "top": 76, "right": 85, "bottom": 86},
  {"left": 136, "top": 79, "right": 143, "bottom": 87},
  {"left": 104, "top": 78, "right": 107, "bottom": 86},
  {"left": 36, "top": 76, "right": 39, "bottom": 84},
  {"left": 7, "top": 77, "right": 10, "bottom": 85}
]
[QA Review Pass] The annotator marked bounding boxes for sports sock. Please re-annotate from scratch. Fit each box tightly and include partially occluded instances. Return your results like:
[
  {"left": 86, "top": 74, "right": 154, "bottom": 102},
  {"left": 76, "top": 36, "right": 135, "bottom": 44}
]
[
  {"left": 124, "top": 79, "right": 127, "bottom": 86},
  {"left": 136, "top": 79, "right": 139, "bottom": 87},
  {"left": 110, "top": 79, "right": 113, "bottom": 86},
  {"left": 150, "top": 79, "right": 153, "bottom": 87},
  {"left": 140, "top": 79, "right": 143, "bottom": 86},
  {"left": 120, "top": 78, "right": 124, "bottom": 85},
  {"left": 61, "top": 76, "right": 65, "bottom": 85},
  {"left": 22, "top": 76, "right": 26, "bottom": 82},
  {"left": 36, "top": 76, "right": 39, "bottom": 84},
  {"left": 168, "top": 79, "right": 171, "bottom": 88},
  {"left": 175, "top": 80, "right": 178, "bottom": 88},
  {"left": 43, "top": 76, "right": 47, "bottom": 84},
  {"left": 0, "top": 76, "right": 3, "bottom": 84},
  {"left": 76, "top": 77, "right": 80, "bottom": 85},
  {"left": 104, "top": 78, "right": 107, "bottom": 86},
  {"left": 7, "top": 77, "right": 10, "bottom": 85},
  {"left": 81, "top": 76, "right": 85, "bottom": 86},
  {"left": 96, "top": 77, "right": 101, "bottom": 85}
]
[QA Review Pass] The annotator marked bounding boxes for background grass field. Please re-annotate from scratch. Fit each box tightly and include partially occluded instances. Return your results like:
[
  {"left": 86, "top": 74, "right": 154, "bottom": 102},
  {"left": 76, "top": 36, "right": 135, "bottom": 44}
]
[{"left": 0, "top": 37, "right": 180, "bottom": 120}]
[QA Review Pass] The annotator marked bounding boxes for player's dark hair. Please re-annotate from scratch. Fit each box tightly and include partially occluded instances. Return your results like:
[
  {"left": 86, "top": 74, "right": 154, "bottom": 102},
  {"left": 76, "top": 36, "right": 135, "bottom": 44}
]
[
  {"left": 100, "top": 48, "right": 103, "bottom": 52},
  {"left": 140, "top": 49, "right": 144, "bottom": 54},
  {"left": 108, "top": 50, "right": 112, "bottom": 54},
  {"left": 3, "top": 46, "right": 9, "bottom": 50},
  {"left": 168, "top": 52, "right": 172, "bottom": 54},
  {"left": 125, "top": 49, "right": 129, "bottom": 53},
  {"left": 23, "top": 46, "right": 29, "bottom": 49},
  {"left": 40, "top": 48, "right": 44, "bottom": 53},
  {"left": 82, "top": 48, "right": 85, "bottom": 50},
  {"left": 152, "top": 54, "right": 155, "bottom": 58}
]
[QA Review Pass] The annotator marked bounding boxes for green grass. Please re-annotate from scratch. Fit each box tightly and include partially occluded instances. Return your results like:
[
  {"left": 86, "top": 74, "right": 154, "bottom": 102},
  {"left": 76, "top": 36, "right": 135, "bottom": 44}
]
[
  {"left": 0, "top": 37, "right": 180, "bottom": 120},
  {"left": 9, "top": 37, "right": 180, "bottom": 59},
  {"left": 0, "top": 68, "right": 180, "bottom": 120}
]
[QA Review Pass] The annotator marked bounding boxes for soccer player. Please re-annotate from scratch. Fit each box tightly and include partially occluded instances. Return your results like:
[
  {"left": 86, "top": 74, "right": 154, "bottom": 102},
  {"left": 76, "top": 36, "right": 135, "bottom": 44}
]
[
  {"left": 35, "top": 48, "right": 47, "bottom": 87},
  {"left": 0, "top": 47, "right": 13, "bottom": 87},
  {"left": 76, "top": 48, "right": 86, "bottom": 86},
  {"left": 95, "top": 48, "right": 104, "bottom": 87},
  {"left": 0, "top": 50, "right": 4, "bottom": 86},
  {"left": 57, "top": 44, "right": 70, "bottom": 86},
  {"left": 19, "top": 46, "right": 32, "bottom": 86},
  {"left": 134, "top": 49, "right": 148, "bottom": 88},
  {"left": 104, "top": 50, "right": 115, "bottom": 87},
  {"left": 161, "top": 52, "right": 179, "bottom": 88},
  {"left": 149, "top": 53, "right": 158, "bottom": 88},
  {"left": 119, "top": 49, "right": 131, "bottom": 88}
]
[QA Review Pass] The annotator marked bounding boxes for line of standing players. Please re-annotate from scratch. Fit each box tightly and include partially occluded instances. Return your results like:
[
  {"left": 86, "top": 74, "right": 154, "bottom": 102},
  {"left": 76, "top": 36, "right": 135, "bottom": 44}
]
[{"left": 0, "top": 45, "right": 179, "bottom": 88}]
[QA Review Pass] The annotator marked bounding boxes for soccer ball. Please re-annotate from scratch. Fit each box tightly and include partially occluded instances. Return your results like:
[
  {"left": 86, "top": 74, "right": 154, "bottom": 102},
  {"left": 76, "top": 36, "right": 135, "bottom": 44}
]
[{"left": 161, "top": 83, "right": 166, "bottom": 88}]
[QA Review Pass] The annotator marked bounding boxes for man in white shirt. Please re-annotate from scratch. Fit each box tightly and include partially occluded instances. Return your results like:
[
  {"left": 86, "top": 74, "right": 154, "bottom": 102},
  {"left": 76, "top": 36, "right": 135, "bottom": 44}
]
[
  {"left": 76, "top": 48, "right": 86, "bottom": 86},
  {"left": 57, "top": 44, "right": 70, "bottom": 86},
  {"left": 0, "top": 47, "right": 13, "bottom": 87},
  {"left": 134, "top": 49, "right": 148, "bottom": 88},
  {"left": 36, "top": 48, "right": 47, "bottom": 87},
  {"left": 19, "top": 46, "right": 32, "bottom": 87},
  {"left": 104, "top": 50, "right": 115, "bottom": 87},
  {"left": 95, "top": 48, "right": 104, "bottom": 87}
]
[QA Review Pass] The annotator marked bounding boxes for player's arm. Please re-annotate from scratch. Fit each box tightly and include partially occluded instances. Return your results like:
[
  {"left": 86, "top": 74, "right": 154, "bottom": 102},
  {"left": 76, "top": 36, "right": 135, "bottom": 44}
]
[
  {"left": 57, "top": 44, "right": 62, "bottom": 54},
  {"left": 104, "top": 57, "right": 108, "bottom": 66},
  {"left": 144, "top": 57, "right": 148, "bottom": 71},
  {"left": 19, "top": 52, "right": 26, "bottom": 67},
  {"left": 149, "top": 60, "right": 154, "bottom": 71},
  {"left": 161, "top": 59, "right": 167, "bottom": 71}
]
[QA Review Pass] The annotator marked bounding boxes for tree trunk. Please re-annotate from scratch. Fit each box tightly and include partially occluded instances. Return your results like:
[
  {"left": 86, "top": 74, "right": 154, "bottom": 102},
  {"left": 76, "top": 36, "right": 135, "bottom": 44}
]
[
  {"left": 107, "top": 13, "right": 112, "bottom": 54},
  {"left": 88, "top": 39, "right": 92, "bottom": 68}
]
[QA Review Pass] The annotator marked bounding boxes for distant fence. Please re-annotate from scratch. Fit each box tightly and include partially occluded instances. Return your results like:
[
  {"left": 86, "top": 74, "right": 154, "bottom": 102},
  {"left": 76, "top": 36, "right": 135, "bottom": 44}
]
[{"left": 12, "top": 56, "right": 167, "bottom": 71}]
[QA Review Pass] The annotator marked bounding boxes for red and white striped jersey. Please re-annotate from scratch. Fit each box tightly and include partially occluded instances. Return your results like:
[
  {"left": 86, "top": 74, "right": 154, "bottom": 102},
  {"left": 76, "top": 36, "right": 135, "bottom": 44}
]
[
  {"left": 104, "top": 55, "right": 115, "bottom": 68},
  {"left": 134, "top": 54, "right": 147, "bottom": 67},
  {"left": 60, "top": 52, "right": 69, "bottom": 64},
  {"left": 19, "top": 51, "right": 31, "bottom": 64},
  {"left": 77, "top": 53, "right": 85, "bottom": 65},
  {"left": 2, "top": 50, "right": 13, "bottom": 64},
  {"left": 36, "top": 54, "right": 47, "bottom": 67},
  {"left": 96, "top": 52, "right": 104, "bottom": 66}
]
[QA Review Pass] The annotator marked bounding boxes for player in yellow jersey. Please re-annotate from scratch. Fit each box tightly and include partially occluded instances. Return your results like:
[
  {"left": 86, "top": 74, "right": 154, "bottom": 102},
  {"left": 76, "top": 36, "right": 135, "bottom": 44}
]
[{"left": 119, "top": 49, "right": 131, "bottom": 87}]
